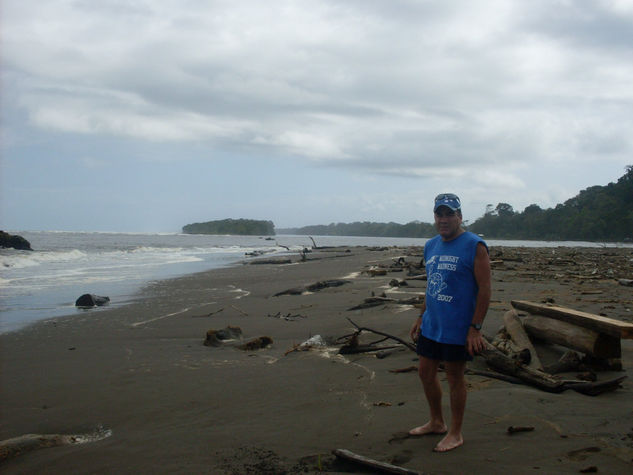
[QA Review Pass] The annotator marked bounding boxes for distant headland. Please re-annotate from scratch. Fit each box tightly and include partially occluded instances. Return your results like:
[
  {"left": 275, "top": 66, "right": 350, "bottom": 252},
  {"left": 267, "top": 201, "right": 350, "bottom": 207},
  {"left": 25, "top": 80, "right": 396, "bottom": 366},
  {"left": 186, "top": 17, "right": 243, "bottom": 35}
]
[{"left": 182, "top": 219, "right": 275, "bottom": 236}]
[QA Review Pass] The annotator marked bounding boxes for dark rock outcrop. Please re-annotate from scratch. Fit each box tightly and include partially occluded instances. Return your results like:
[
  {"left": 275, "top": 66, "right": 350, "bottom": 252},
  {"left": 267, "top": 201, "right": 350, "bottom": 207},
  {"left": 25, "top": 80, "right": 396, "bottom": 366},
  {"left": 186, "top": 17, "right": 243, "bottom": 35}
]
[
  {"left": 75, "top": 294, "right": 110, "bottom": 308},
  {"left": 0, "top": 231, "right": 32, "bottom": 250}
]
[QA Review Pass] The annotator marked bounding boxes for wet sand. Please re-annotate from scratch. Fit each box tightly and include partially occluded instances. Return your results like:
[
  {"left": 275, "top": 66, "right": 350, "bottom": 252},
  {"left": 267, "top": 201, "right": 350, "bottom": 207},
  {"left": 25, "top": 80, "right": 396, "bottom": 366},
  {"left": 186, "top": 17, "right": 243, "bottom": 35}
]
[{"left": 1, "top": 246, "right": 632, "bottom": 474}]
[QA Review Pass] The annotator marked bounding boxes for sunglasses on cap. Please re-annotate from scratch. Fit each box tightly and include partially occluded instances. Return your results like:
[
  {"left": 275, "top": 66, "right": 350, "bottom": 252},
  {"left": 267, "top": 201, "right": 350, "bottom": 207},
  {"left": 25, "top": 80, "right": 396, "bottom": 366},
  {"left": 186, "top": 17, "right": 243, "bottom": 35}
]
[{"left": 434, "top": 193, "right": 461, "bottom": 202}]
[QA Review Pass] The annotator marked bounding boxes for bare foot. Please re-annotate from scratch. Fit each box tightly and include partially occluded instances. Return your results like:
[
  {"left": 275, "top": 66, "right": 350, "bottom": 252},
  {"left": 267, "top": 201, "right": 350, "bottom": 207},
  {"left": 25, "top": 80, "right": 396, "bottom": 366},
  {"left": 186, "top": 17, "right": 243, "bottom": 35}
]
[
  {"left": 408, "top": 421, "right": 448, "bottom": 436},
  {"left": 433, "top": 432, "right": 463, "bottom": 452}
]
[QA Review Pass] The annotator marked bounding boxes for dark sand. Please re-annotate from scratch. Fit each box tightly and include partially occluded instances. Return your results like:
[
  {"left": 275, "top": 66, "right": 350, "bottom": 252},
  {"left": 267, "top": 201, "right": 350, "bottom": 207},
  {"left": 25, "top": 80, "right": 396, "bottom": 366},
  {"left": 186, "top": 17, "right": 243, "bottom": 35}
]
[{"left": 1, "top": 246, "right": 632, "bottom": 474}]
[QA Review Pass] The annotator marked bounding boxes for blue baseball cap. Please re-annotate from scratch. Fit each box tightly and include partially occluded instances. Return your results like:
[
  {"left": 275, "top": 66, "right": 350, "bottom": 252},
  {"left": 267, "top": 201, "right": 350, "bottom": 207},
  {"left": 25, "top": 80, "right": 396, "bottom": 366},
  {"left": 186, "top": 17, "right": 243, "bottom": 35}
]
[{"left": 434, "top": 193, "right": 461, "bottom": 212}]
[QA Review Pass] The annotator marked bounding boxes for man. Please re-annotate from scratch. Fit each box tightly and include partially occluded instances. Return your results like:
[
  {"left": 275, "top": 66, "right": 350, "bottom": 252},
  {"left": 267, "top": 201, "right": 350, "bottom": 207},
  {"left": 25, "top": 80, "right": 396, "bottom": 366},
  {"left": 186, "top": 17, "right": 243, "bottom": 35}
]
[{"left": 409, "top": 193, "right": 491, "bottom": 452}]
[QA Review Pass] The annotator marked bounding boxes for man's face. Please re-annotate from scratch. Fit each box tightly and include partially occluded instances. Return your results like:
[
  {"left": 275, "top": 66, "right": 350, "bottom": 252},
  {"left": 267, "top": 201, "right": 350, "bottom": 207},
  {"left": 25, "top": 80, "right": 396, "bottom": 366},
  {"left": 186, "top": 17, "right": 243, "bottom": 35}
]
[{"left": 434, "top": 206, "right": 463, "bottom": 241}]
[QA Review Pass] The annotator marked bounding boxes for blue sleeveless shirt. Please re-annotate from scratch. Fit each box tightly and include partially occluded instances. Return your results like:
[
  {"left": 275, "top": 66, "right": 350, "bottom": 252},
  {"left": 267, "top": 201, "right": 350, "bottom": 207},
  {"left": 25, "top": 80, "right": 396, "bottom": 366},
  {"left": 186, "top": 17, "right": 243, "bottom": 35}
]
[{"left": 421, "top": 231, "right": 488, "bottom": 345}]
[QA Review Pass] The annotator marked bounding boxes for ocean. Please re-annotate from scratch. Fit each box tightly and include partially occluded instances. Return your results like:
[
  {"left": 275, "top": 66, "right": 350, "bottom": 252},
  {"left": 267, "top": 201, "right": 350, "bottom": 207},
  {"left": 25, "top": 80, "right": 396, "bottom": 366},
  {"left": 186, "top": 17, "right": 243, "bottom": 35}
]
[{"left": 1, "top": 231, "right": 630, "bottom": 334}]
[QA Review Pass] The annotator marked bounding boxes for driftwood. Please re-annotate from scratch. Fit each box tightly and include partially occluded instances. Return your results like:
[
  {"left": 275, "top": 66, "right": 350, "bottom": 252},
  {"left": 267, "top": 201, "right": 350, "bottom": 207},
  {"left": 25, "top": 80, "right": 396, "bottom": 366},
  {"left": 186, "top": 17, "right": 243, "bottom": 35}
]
[
  {"left": 248, "top": 257, "right": 292, "bottom": 265},
  {"left": 376, "top": 347, "right": 407, "bottom": 359},
  {"left": 491, "top": 327, "right": 532, "bottom": 365},
  {"left": 346, "top": 318, "right": 417, "bottom": 352},
  {"left": 389, "top": 366, "right": 418, "bottom": 373},
  {"left": 274, "top": 279, "right": 351, "bottom": 297},
  {"left": 339, "top": 344, "right": 401, "bottom": 355},
  {"left": 543, "top": 350, "right": 585, "bottom": 374},
  {"left": 503, "top": 309, "right": 543, "bottom": 370},
  {"left": 348, "top": 296, "right": 423, "bottom": 311},
  {"left": 237, "top": 336, "right": 273, "bottom": 351},
  {"left": 191, "top": 307, "right": 225, "bottom": 318},
  {"left": 365, "top": 268, "right": 388, "bottom": 276},
  {"left": 480, "top": 341, "right": 564, "bottom": 393},
  {"left": 507, "top": 426, "right": 535, "bottom": 435},
  {"left": 348, "top": 297, "right": 396, "bottom": 310},
  {"left": 0, "top": 429, "right": 112, "bottom": 462},
  {"left": 266, "top": 312, "right": 307, "bottom": 321},
  {"left": 562, "top": 375, "right": 627, "bottom": 396},
  {"left": 465, "top": 368, "right": 524, "bottom": 385},
  {"left": 332, "top": 449, "right": 420, "bottom": 475},
  {"left": 480, "top": 340, "right": 626, "bottom": 395},
  {"left": 338, "top": 321, "right": 625, "bottom": 395},
  {"left": 511, "top": 300, "right": 633, "bottom": 339},
  {"left": 522, "top": 315, "right": 621, "bottom": 359},
  {"left": 306, "top": 280, "right": 351, "bottom": 292}
]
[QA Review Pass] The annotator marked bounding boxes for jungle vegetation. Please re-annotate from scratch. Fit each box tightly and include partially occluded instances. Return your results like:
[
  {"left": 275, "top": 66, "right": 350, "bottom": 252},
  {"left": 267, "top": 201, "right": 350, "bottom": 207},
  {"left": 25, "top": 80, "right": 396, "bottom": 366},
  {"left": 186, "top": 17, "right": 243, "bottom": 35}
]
[
  {"left": 281, "top": 166, "right": 633, "bottom": 242},
  {"left": 182, "top": 218, "right": 275, "bottom": 236}
]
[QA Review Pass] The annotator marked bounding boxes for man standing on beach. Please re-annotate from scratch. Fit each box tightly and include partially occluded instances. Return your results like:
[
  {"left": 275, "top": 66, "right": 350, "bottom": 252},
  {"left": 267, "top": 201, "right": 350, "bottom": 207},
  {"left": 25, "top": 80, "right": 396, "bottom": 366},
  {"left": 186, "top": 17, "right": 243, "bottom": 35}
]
[{"left": 409, "top": 193, "right": 491, "bottom": 452}]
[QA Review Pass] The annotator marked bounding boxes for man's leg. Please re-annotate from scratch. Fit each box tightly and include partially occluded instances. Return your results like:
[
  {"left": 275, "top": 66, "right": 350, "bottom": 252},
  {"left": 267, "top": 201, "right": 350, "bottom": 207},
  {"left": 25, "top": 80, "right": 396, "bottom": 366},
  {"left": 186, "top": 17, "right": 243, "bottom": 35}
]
[
  {"left": 433, "top": 360, "right": 467, "bottom": 452},
  {"left": 409, "top": 356, "right": 448, "bottom": 436}
]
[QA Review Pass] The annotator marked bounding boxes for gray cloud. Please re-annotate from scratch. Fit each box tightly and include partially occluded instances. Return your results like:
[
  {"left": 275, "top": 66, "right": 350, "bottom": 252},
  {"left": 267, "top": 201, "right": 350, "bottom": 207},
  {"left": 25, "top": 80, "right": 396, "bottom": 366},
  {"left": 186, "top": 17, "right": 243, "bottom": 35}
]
[{"left": 2, "top": 0, "right": 633, "bottom": 229}]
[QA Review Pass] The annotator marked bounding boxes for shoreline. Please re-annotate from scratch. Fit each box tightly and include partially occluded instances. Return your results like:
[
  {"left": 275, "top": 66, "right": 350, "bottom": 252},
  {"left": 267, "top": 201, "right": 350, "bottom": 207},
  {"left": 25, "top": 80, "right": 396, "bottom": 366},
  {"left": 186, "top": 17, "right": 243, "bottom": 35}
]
[{"left": 1, "top": 245, "right": 632, "bottom": 473}]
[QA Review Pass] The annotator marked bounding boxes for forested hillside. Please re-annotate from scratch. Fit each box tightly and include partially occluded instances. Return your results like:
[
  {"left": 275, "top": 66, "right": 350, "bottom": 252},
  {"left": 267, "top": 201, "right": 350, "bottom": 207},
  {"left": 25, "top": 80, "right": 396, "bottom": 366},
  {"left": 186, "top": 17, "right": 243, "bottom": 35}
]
[
  {"left": 182, "top": 219, "right": 275, "bottom": 236},
  {"left": 280, "top": 167, "right": 632, "bottom": 242},
  {"left": 468, "top": 166, "right": 632, "bottom": 241}
]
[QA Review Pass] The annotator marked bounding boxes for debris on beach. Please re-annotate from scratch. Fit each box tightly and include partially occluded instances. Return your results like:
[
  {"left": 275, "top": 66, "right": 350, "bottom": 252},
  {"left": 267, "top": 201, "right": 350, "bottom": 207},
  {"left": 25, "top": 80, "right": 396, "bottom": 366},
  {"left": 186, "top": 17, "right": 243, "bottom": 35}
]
[
  {"left": 204, "top": 327, "right": 273, "bottom": 351},
  {"left": 273, "top": 279, "right": 351, "bottom": 297},
  {"left": 299, "top": 335, "right": 328, "bottom": 348},
  {"left": 266, "top": 311, "right": 307, "bottom": 321},
  {"left": 332, "top": 448, "right": 420, "bottom": 475},
  {"left": 480, "top": 300, "right": 631, "bottom": 395},
  {"left": 342, "top": 299, "right": 630, "bottom": 396},
  {"left": 507, "top": 426, "right": 535, "bottom": 435},
  {"left": 365, "top": 266, "right": 387, "bottom": 276},
  {"left": 284, "top": 334, "right": 333, "bottom": 355},
  {"left": 347, "top": 295, "right": 422, "bottom": 311},
  {"left": 204, "top": 326, "right": 243, "bottom": 347},
  {"left": 248, "top": 257, "right": 292, "bottom": 265},
  {"left": 0, "top": 426, "right": 112, "bottom": 462},
  {"left": 488, "top": 246, "right": 633, "bottom": 282},
  {"left": 238, "top": 336, "right": 273, "bottom": 351},
  {"left": 337, "top": 318, "right": 416, "bottom": 354}
]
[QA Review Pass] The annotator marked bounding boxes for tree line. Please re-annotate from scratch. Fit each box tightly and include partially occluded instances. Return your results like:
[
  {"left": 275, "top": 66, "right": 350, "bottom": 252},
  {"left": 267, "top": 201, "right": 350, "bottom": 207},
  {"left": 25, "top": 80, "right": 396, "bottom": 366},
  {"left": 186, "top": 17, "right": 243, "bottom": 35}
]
[
  {"left": 468, "top": 166, "right": 633, "bottom": 241},
  {"left": 277, "top": 221, "right": 437, "bottom": 238},
  {"left": 280, "top": 166, "right": 633, "bottom": 242},
  {"left": 182, "top": 219, "right": 275, "bottom": 236},
  {"left": 183, "top": 167, "right": 632, "bottom": 241}
]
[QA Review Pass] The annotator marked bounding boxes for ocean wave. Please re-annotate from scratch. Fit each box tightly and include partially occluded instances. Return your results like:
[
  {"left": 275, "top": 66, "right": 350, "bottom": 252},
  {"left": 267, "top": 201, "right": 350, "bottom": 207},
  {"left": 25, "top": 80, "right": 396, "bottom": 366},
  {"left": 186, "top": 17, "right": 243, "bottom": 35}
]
[{"left": 0, "top": 249, "right": 88, "bottom": 269}]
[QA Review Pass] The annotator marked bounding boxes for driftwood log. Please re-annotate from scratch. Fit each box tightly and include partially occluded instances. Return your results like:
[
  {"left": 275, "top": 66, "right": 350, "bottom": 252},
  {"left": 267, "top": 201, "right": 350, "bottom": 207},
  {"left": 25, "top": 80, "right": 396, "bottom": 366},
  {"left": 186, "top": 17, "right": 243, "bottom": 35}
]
[
  {"left": 337, "top": 321, "right": 625, "bottom": 395},
  {"left": 480, "top": 341, "right": 564, "bottom": 393},
  {"left": 480, "top": 340, "right": 626, "bottom": 395},
  {"left": 503, "top": 309, "right": 544, "bottom": 370},
  {"left": 346, "top": 318, "right": 417, "bottom": 352},
  {"left": 511, "top": 300, "right": 633, "bottom": 339},
  {"left": 332, "top": 449, "right": 420, "bottom": 475},
  {"left": 522, "top": 315, "right": 621, "bottom": 359},
  {"left": 543, "top": 350, "right": 585, "bottom": 374},
  {"left": 0, "top": 429, "right": 112, "bottom": 462},
  {"left": 348, "top": 296, "right": 422, "bottom": 311},
  {"left": 274, "top": 279, "right": 351, "bottom": 297}
]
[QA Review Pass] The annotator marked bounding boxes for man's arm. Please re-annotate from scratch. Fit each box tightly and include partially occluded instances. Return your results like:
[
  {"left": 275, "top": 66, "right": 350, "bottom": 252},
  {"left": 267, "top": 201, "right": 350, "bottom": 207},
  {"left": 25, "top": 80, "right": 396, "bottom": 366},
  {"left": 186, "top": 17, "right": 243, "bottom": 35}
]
[
  {"left": 410, "top": 301, "right": 426, "bottom": 342},
  {"left": 466, "top": 242, "right": 491, "bottom": 355}
]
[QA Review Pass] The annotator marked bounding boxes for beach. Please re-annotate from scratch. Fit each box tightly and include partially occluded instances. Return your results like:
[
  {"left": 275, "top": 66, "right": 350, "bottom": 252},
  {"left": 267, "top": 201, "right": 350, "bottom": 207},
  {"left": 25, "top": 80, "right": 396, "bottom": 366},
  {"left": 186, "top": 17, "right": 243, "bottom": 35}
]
[{"left": 1, "top": 245, "right": 632, "bottom": 474}]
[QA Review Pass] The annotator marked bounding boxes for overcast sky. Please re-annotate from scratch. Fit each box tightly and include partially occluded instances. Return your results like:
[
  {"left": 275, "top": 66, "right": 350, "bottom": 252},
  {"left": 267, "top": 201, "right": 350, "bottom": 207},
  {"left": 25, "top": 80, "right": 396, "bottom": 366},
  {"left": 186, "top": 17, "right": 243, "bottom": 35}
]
[{"left": 2, "top": 0, "right": 632, "bottom": 232}]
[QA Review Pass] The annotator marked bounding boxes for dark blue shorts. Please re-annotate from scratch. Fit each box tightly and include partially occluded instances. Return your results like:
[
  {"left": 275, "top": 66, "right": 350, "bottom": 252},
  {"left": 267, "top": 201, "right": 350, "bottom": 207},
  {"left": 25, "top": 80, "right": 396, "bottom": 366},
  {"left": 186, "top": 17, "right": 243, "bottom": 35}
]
[{"left": 416, "top": 334, "right": 473, "bottom": 362}]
